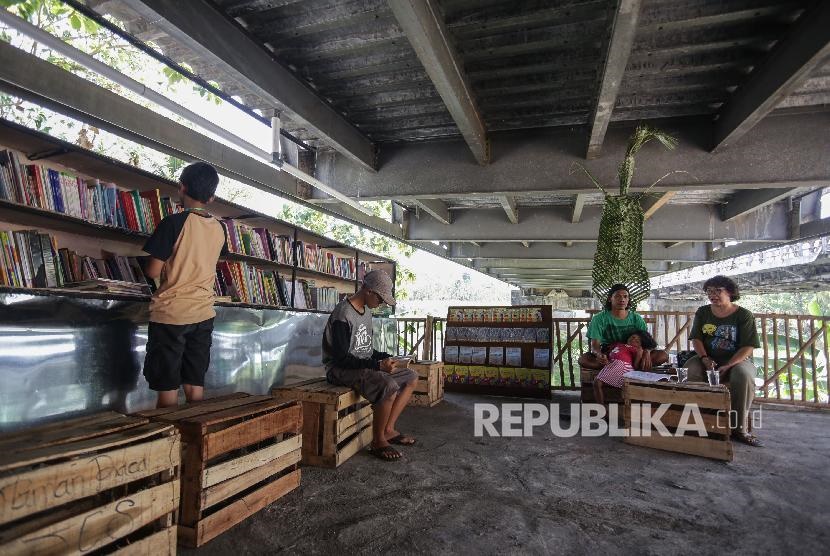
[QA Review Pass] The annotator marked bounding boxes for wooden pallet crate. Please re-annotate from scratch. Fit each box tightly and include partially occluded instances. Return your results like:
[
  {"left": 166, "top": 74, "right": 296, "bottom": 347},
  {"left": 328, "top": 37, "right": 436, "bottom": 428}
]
[
  {"left": 580, "top": 367, "right": 623, "bottom": 403},
  {"left": 408, "top": 361, "right": 445, "bottom": 407},
  {"left": 0, "top": 411, "right": 180, "bottom": 555},
  {"left": 136, "top": 393, "right": 301, "bottom": 547},
  {"left": 272, "top": 379, "right": 373, "bottom": 468},
  {"left": 623, "top": 379, "right": 733, "bottom": 461}
]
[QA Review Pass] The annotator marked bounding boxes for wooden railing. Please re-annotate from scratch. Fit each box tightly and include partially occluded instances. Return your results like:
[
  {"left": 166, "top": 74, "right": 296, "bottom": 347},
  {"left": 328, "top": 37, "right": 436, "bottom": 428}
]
[
  {"left": 397, "top": 311, "right": 830, "bottom": 407},
  {"left": 550, "top": 310, "right": 830, "bottom": 407},
  {"left": 394, "top": 316, "right": 447, "bottom": 361}
]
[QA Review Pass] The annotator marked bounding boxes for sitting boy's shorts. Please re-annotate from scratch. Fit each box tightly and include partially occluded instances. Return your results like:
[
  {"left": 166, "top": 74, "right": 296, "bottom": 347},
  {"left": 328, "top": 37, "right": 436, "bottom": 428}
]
[
  {"left": 326, "top": 366, "right": 418, "bottom": 405},
  {"left": 143, "top": 318, "right": 214, "bottom": 391}
]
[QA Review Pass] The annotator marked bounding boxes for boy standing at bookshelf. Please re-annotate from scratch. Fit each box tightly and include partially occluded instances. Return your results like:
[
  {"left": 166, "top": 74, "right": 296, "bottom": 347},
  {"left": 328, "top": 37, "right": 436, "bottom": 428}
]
[
  {"left": 142, "top": 162, "right": 228, "bottom": 408},
  {"left": 323, "top": 270, "right": 418, "bottom": 461}
]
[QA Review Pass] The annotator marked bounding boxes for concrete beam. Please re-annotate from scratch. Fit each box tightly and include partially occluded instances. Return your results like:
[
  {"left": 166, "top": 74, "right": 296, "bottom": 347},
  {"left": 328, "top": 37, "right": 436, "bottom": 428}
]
[
  {"left": 0, "top": 41, "right": 402, "bottom": 240},
  {"left": 389, "top": 0, "right": 489, "bottom": 165},
  {"left": 315, "top": 113, "right": 830, "bottom": 200},
  {"left": 121, "top": 0, "right": 377, "bottom": 170},
  {"left": 412, "top": 197, "right": 452, "bottom": 225},
  {"left": 409, "top": 204, "right": 789, "bottom": 243},
  {"left": 586, "top": 0, "right": 640, "bottom": 159},
  {"left": 571, "top": 193, "right": 586, "bottom": 223},
  {"left": 451, "top": 241, "right": 709, "bottom": 263},
  {"left": 475, "top": 259, "right": 670, "bottom": 272},
  {"left": 642, "top": 191, "right": 676, "bottom": 221},
  {"left": 722, "top": 188, "right": 799, "bottom": 221},
  {"left": 712, "top": 2, "right": 830, "bottom": 151},
  {"left": 499, "top": 195, "right": 519, "bottom": 224}
]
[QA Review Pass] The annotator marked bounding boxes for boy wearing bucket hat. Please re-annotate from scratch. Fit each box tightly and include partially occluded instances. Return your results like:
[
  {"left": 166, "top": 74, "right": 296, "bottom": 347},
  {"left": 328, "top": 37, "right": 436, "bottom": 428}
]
[{"left": 322, "top": 269, "right": 418, "bottom": 461}]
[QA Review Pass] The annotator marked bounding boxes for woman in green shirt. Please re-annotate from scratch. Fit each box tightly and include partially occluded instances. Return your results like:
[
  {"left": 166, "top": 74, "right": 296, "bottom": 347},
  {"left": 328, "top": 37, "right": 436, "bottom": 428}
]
[{"left": 688, "top": 275, "right": 762, "bottom": 447}]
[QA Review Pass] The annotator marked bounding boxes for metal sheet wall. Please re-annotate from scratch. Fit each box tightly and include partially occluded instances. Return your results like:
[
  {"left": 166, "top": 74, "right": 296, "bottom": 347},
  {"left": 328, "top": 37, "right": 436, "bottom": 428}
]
[{"left": 0, "top": 291, "right": 397, "bottom": 431}]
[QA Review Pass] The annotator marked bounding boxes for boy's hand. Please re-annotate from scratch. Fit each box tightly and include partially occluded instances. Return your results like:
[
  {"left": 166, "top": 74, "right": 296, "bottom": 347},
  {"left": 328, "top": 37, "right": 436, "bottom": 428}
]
[{"left": 379, "top": 358, "right": 395, "bottom": 373}]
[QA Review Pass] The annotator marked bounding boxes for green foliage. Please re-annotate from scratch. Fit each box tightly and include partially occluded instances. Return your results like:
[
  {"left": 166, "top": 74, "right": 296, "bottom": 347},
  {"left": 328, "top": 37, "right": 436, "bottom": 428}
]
[{"left": 573, "top": 125, "right": 679, "bottom": 307}]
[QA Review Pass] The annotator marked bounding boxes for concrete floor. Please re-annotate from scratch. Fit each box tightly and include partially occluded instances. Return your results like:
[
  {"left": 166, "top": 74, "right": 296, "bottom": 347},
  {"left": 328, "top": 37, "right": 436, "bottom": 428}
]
[{"left": 186, "top": 392, "right": 830, "bottom": 555}]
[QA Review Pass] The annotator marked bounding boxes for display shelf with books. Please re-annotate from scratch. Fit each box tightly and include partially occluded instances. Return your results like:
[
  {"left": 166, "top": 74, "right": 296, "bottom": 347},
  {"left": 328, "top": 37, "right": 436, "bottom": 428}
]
[
  {"left": 0, "top": 118, "right": 395, "bottom": 313},
  {"left": 443, "top": 305, "right": 553, "bottom": 399}
]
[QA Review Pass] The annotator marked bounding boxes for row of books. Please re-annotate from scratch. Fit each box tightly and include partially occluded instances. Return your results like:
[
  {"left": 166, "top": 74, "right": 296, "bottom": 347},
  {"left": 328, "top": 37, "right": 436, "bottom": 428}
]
[
  {"left": 0, "top": 226, "right": 345, "bottom": 310},
  {"left": 216, "top": 261, "right": 289, "bottom": 307},
  {"left": 0, "top": 151, "right": 387, "bottom": 286},
  {"left": 0, "top": 228, "right": 149, "bottom": 292},
  {"left": 221, "top": 219, "right": 292, "bottom": 265},
  {"left": 295, "top": 240, "right": 357, "bottom": 280},
  {"left": 213, "top": 261, "right": 343, "bottom": 310},
  {"left": 0, "top": 150, "right": 179, "bottom": 234}
]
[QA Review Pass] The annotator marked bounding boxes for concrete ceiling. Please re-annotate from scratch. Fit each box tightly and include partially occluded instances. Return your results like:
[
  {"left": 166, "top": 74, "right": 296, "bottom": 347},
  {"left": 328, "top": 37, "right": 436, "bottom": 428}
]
[{"left": 76, "top": 0, "right": 830, "bottom": 293}]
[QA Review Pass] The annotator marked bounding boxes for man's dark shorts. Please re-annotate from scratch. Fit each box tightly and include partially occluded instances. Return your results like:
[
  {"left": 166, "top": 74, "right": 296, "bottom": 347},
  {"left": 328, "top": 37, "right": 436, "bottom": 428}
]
[
  {"left": 326, "top": 366, "right": 418, "bottom": 405},
  {"left": 143, "top": 318, "right": 214, "bottom": 391}
]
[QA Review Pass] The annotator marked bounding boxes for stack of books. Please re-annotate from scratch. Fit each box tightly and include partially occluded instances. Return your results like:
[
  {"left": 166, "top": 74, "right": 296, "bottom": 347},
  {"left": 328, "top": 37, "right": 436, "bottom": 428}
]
[{"left": 62, "top": 278, "right": 150, "bottom": 295}]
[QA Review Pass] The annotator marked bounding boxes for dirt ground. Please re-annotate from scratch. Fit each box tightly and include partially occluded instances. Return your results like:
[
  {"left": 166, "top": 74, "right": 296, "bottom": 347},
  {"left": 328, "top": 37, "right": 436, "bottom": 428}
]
[{"left": 185, "top": 392, "right": 830, "bottom": 555}]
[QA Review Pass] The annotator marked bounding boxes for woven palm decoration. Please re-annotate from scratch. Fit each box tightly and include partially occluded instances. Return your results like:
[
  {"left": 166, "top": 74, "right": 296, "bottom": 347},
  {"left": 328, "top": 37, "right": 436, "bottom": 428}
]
[{"left": 572, "top": 125, "right": 678, "bottom": 307}]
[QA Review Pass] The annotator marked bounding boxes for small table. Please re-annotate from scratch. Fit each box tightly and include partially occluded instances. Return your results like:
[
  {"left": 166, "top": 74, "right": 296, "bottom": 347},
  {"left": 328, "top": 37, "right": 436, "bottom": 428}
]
[{"left": 623, "top": 378, "right": 733, "bottom": 461}]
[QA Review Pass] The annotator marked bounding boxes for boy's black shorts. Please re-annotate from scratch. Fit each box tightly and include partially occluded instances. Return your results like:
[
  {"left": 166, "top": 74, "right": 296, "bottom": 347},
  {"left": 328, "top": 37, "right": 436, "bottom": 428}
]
[{"left": 143, "top": 318, "right": 214, "bottom": 391}]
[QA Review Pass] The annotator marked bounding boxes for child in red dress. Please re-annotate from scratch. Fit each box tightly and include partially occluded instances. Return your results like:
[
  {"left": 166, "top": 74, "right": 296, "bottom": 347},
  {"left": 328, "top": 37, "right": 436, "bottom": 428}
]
[{"left": 593, "top": 330, "right": 657, "bottom": 404}]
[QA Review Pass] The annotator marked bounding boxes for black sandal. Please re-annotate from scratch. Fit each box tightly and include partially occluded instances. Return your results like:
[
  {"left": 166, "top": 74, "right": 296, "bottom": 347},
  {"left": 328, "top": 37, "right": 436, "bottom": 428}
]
[
  {"left": 368, "top": 445, "right": 402, "bottom": 461},
  {"left": 388, "top": 434, "right": 417, "bottom": 446},
  {"left": 732, "top": 432, "right": 764, "bottom": 447}
]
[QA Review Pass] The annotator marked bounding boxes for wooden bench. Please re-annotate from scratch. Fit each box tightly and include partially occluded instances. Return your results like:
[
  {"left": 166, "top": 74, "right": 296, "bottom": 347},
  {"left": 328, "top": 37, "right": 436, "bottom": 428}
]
[
  {"left": 409, "top": 361, "right": 445, "bottom": 407},
  {"left": 623, "top": 379, "right": 733, "bottom": 461},
  {"left": 136, "top": 393, "right": 302, "bottom": 547},
  {"left": 272, "top": 378, "right": 373, "bottom": 468},
  {"left": 0, "top": 411, "right": 180, "bottom": 555}
]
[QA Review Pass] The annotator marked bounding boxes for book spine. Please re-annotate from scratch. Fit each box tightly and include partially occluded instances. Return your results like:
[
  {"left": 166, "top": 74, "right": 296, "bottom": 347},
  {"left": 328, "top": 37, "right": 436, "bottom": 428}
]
[
  {"left": 13, "top": 231, "right": 34, "bottom": 288},
  {"left": 38, "top": 233, "right": 57, "bottom": 287}
]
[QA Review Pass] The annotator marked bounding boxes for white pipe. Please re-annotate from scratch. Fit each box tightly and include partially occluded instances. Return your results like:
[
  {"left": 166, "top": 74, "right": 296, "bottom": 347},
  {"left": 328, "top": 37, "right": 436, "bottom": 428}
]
[
  {"left": 272, "top": 115, "right": 283, "bottom": 163},
  {"left": 0, "top": 8, "right": 373, "bottom": 215}
]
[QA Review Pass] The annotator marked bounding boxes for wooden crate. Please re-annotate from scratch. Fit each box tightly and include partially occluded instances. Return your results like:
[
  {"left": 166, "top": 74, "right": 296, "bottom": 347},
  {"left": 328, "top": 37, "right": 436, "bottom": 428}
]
[
  {"left": 272, "top": 379, "right": 373, "bottom": 468},
  {"left": 580, "top": 367, "right": 623, "bottom": 403},
  {"left": 0, "top": 411, "right": 180, "bottom": 555},
  {"left": 623, "top": 379, "right": 733, "bottom": 461},
  {"left": 408, "top": 361, "right": 445, "bottom": 407},
  {"left": 136, "top": 393, "right": 301, "bottom": 547}
]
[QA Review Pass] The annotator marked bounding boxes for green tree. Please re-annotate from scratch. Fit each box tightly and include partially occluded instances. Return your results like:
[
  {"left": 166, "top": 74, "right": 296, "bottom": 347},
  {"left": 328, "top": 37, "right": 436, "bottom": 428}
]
[
  {"left": 279, "top": 201, "right": 416, "bottom": 299},
  {"left": 0, "top": 0, "right": 214, "bottom": 176}
]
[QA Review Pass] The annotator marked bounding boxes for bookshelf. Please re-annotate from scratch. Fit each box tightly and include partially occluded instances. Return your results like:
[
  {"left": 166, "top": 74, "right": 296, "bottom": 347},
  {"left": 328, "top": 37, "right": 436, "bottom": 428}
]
[
  {"left": 443, "top": 305, "right": 553, "bottom": 399},
  {"left": 0, "top": 118, "right": 394, "bottom": 312}
]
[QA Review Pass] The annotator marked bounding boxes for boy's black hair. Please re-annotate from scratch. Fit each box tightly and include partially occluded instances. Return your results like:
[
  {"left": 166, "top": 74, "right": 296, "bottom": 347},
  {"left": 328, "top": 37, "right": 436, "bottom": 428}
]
[
  {"left": 179, "top": 162, "right": 219, "bottom": 203},
  {"left": 604, "top": 283, "right": 632, "bottom": 310},
  {"left": 629, "top": 330, "right": 657, "bottom": 350},
  {"left": 703, "top": 275, "right": 740, "bottom": 302}
]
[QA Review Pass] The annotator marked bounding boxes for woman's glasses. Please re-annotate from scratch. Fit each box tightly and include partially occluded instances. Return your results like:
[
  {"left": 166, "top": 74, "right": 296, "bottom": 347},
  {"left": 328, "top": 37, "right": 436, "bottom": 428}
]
[{"left": 704, "top": 287, "right": 726, "bottom": 296}]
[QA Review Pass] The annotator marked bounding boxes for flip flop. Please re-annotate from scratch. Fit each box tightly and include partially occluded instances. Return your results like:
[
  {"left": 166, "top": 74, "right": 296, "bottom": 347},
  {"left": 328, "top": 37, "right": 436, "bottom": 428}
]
[
  {"left": 368, "top": 445, "right": 402, "bottom": 461},
  {"left": 388, "top": 434, "right": 417, "bottom": 446},
  {"left": 732, "top": 432, "right": 764, "bottom": 447}
]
